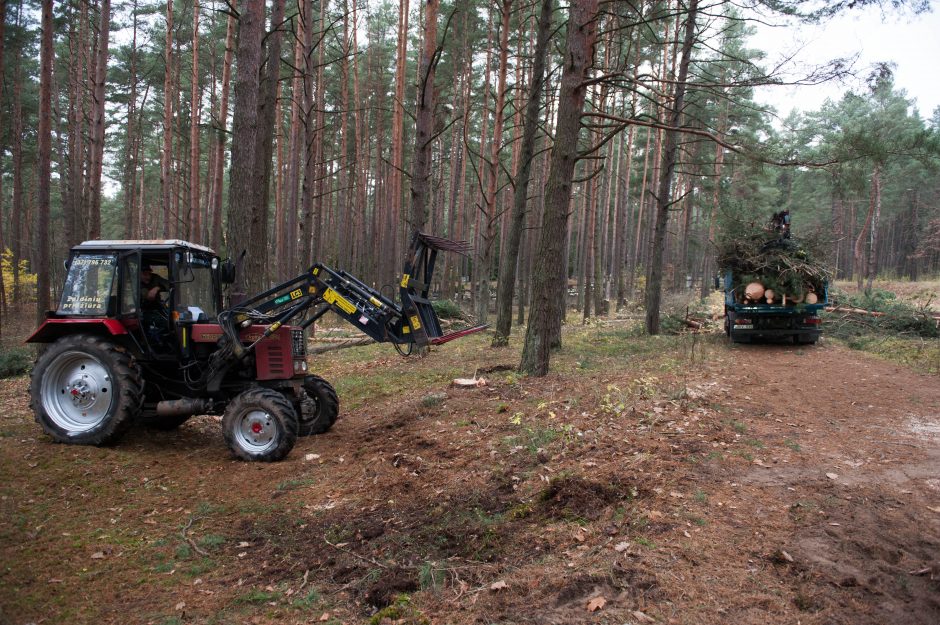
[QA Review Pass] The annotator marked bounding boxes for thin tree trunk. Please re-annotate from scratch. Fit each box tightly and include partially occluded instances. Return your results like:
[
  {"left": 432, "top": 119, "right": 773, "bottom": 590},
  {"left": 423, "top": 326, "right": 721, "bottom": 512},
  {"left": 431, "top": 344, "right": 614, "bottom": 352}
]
[
  {"left": 409, "top": 0, "right": 439, "bottom": 233},
  {"left": 475, "top": 0, "right": 512, "bottom": 325},
  {"left": 162, "top": 0, "right": 175, "bottom": 237},
  {"left": 863, "top": 163, "right": 882, "bottom": 292},
  {"left": 0, "top": 0, "right": 6, "bottom": 322},
  {"left": 645, "top": 0, "right": 698, "bottom": 335},
  {"left": 493, "top": 0, "right": 552, "bottom": 346},
  {"left": 123, "top": 0, "right": 139, "bottom": 238},
  {"left": 189, "top": 0, "right": 201, "bottom": 242},
  {"left": 520, "top": 0, "right": 599, "bottom": 376},
  {"left": 11, "top": 55, "right": 24, "bottom": 306},
  {"left": 210, "top": 7, "right": 235, "bottom": 252},
  {"left": 36, "top": 0, "right": 54, "bottom": 324}
]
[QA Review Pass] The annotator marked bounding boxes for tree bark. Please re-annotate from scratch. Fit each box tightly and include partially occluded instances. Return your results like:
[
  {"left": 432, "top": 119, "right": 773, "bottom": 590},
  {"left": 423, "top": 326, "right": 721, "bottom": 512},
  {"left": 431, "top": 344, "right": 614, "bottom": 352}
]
[
  {"left": 519, "top": 0, "right": 599, "bottom": 376},
  {"left": 123, "top": 0, "right": 140, "bottom": 239},
  {"left": 409, "top": 0, "right": 439, "bottom": 233},
  {"left": 0, "top": 0, "right": 6, "bottom": 321},
  {"left": 36, "top": 0, "right": 54, "bottom": 324},
  {"left": 475, "top": 0, "right": 512, "bottom": 325},
  {"left": 227, "top": 0, "right": 266, "bottom": 297},
  {"left": 189, "top": 1, "right": 202, "bottom": 242},
  {"left": 644, "top": 0, "right": 698, "bottom": 335},
  {"left": 862, "top": 163, "right": 882, "bottom": 292},
  {"left": 162, "top": 0, "right": 175, "bottom": 237},
  {"left": 210, "top": 7, "right": 236, "bottom": 252},
  {"left": 86, "top": 0, "right": 110, "bottom": 239},
  {"left": 492, "top": 0, "right": 552, "bottom": 346}
]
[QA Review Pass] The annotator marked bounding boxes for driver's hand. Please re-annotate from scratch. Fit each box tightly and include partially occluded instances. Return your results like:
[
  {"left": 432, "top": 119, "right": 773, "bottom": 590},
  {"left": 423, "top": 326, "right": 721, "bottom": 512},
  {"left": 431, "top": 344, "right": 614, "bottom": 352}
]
[{"left": 148, "top": 286, "right": 160, "bottom": 300}]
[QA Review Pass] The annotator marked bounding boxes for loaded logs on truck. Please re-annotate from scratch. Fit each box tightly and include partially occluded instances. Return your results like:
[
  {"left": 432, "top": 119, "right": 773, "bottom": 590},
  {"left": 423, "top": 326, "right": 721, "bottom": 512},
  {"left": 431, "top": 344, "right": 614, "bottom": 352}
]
[{"left": 717, "top": 219, "right": 832, "bottom": 306}]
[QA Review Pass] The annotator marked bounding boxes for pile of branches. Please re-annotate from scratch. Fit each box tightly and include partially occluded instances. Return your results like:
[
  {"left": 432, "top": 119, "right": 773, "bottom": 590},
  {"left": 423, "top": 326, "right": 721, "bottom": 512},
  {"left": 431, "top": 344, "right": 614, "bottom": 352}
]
[{"left": 717, "top": 222, "right": 833, "bottom": 300}]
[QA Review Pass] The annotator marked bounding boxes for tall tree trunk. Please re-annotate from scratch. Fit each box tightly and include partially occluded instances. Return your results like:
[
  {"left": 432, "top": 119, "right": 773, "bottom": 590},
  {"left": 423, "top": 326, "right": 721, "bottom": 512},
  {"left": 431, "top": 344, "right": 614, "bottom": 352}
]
[
  {"left": 227, "top": 0, "right": 266, "bottom": 297},
  {"left": 86, "top": 0, "right": 110, "bottom": 239},
  {"left": 520, "top": 0, "right": 599, "bottom": 376},
  {"left": 36, "top": 0, "right": 54, "bottom": 324},
  {"left": 210, "top": 7, "right": 236, "bottom": 252},
  {"left": 409, "top": 0, "right": 439, "bottom": 233},
  {"left": 0, "top": 0, "right": 6, "bottom": 322},
  {"left": 864, "top": 163, "right": 882, "bottom": 293},
  {"left": 255, "top": 0, "right": 285, "bottom": 285},
  {"left": 284, "top": 5, "right": 304, "bottom": 274},
  {"left": 388, "top": 0, "right": 410, "bottom": 281},
  {"left": 475, "top": 0, "right": 512, "bottom": 325},
  {"left": 644, "top": 0, "right": 698, "bottom": 335},
  {"left": 162, "top": 0, "right": 175, "bottom": 237},
  {"left": 189, "top": 1, "right": 202, "bottom": 242},
  {"left": 493, "top": 0, "right": 552, "bottom": 346},
  {"left": 123, "top": 0, "right": 139, "bottom": 238},
  {"left": 11, "top": 56, "right": 24, "bottom": 306}
]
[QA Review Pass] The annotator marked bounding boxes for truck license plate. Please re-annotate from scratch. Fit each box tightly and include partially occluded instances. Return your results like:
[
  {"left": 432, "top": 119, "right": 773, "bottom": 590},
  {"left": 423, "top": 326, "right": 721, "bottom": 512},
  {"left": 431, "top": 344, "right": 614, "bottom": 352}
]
[{"left": 736, "top": 324, "right": 753, "bottom": 330}]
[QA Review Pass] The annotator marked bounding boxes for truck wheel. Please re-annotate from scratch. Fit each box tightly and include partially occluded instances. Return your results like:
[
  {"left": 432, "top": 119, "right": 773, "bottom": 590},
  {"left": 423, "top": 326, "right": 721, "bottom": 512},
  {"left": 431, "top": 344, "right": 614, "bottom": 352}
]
[
  {"left": 222, "top": 388, "right": 298, "bottom": 462},
  {"left": 296, "top": 375, "right": 339, "bottom": 436},
  {"left": 30, "top": 334, "right": 143, "bottom": 446}
]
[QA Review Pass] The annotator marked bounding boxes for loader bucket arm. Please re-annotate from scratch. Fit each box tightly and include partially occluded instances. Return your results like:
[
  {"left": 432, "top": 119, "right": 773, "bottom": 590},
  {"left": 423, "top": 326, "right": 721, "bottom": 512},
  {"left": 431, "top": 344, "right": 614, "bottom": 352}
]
[{"left": 214, "top": 231, "right": 487, "bottom": 365}]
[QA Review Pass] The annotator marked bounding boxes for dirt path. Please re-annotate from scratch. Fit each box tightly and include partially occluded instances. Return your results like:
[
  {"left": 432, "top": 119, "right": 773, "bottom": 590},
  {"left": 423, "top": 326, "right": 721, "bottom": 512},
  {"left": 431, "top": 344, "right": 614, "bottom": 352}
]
[
  {"left": 698, "top": 343, "right": 940, "bottom": 625},
  {"left": 1, "top": 335, "right": 938, "bottom": 624}
]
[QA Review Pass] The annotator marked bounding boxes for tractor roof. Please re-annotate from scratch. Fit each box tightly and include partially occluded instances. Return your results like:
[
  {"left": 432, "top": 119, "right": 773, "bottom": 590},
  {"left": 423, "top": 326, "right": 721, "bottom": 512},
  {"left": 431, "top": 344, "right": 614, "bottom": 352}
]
[{"left": 74, "top": 239, "right": 217, "bottom": 254}]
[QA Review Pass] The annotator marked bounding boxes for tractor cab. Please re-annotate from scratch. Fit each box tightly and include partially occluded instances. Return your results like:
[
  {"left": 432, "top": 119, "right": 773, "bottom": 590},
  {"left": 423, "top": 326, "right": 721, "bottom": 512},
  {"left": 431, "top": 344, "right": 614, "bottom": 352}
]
[{"left": 32, "top": 240, "right": 225, "bottom": 359}]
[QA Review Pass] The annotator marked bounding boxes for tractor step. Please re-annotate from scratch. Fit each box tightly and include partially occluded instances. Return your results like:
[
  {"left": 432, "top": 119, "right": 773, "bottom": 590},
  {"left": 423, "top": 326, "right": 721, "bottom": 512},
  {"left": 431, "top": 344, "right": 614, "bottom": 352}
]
[{"left": 429, "top": 324, "right": 489, "bottom": 345}]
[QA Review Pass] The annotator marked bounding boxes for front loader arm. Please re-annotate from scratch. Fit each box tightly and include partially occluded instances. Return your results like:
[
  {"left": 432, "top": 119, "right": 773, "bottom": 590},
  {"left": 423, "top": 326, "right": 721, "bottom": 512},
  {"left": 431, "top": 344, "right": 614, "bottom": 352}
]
[{"left": 216, "top": 232, "right": 487, "bottom": 359}]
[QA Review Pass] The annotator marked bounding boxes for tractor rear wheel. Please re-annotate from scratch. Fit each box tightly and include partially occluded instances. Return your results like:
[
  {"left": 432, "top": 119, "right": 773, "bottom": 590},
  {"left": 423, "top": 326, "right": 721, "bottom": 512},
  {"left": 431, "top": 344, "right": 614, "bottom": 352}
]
[
  {"left": 30, "top": 334, "right": 143, "bottom": 446},
  {"left": 296, "top": 375, "right": 339, "bottom": 436},
  {"left": 222, "top": 388, "right": 298, "bottom": 462}
]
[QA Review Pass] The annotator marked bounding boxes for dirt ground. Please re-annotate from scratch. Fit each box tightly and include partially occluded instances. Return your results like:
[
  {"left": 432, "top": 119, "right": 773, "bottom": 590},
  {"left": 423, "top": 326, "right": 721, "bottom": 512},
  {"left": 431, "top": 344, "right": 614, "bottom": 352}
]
[{"left": 1, "top": 327, "right": 939, "bottom": 625}]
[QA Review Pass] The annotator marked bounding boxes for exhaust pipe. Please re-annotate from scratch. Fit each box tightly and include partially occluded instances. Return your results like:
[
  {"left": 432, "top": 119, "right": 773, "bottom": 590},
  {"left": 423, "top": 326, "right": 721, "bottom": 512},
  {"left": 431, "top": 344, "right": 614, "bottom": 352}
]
[{"left": 155, "top": 398, "right": 212, "bottom": 418}]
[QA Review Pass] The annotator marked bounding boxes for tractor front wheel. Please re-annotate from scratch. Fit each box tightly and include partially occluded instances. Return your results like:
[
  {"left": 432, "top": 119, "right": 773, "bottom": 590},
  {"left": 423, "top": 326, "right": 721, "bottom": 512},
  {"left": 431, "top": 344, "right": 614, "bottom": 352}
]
[
  {"left": 222, "top": 388, "right": 298, "bottom": 462},
  {"left": 296, "top": 375, "right": 339, "bottom": 436},
  {"left": 30, "top": 334, "right": 143, "bottom": 446}
]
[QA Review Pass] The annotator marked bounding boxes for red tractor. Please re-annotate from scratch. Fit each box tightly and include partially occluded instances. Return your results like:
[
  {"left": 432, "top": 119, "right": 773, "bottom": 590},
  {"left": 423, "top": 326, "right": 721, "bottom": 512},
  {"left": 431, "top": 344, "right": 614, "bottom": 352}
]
[{"left": 27, "top": 233, "right": 484, "bottom": 461}]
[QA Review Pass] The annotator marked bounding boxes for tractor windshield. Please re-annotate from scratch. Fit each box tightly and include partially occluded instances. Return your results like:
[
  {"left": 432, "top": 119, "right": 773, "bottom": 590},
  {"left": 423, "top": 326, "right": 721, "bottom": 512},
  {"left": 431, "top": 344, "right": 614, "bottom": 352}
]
[
  {"left": 177, "top": 253, "right": 218, "bottom": 320},
  {"left": 58, "top": 254, "right": 117, "bottom": 316}
]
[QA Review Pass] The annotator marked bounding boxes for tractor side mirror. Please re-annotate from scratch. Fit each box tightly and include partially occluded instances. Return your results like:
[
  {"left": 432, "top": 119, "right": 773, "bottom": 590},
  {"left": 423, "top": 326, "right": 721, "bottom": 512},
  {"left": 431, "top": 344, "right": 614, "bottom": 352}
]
[{"left": 219, "top": 259, "right": 236, "bottom": 285}]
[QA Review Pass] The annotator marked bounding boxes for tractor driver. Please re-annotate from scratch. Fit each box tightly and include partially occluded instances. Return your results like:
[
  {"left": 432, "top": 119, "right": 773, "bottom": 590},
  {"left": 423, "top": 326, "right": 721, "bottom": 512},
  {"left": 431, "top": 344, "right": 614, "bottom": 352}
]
[{"left": 140, "top": 264, "right": 169, "bottom": 309}]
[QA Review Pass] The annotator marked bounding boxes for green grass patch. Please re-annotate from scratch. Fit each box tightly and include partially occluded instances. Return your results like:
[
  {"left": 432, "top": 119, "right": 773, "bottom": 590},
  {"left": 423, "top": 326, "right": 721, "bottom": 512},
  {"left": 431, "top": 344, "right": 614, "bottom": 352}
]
[{"left": 236, "top": 589, "right": 282, "bottom": 604}]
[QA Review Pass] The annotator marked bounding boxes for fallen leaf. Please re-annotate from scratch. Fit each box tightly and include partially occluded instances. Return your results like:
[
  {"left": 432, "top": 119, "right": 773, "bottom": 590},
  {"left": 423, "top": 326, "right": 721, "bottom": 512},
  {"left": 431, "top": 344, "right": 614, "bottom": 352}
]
[
  {"left": 90, "top": 551, "right": 105, "bottom": 559},
  {"left": 490, "top": 580, "right": 508, "bottom": 591},
  {"left": 304, "top": 453, "right": 321, "bottom": 462},
  {"left": 175, "top": 601, "right": 186, "bottom": 611},
  {"left": 238, "top": 541, "right": 251, "bottom": 548},
  {"left": 586, "top": 596, "right": 606, "bottom": 612},
  {"left": 927, "top": 506, "right": 940, "bottom": 513},
  {"left": 669, "top": 491, "right": 684, "bottom": 498},
  {"left": 683, "top": 530, "right": 692, "bottom": 538},
  {"left": 826, "top": 472, "right": 838, "bottom": 480},
  {"left": 318, "top": 614, "right": 330, "bottom": 622},
  {"left": 614, "top": 541, "right": 631, "bottom": 553},
  {"left": 632, "top": 609, "right": 655, "bottom": 623}
]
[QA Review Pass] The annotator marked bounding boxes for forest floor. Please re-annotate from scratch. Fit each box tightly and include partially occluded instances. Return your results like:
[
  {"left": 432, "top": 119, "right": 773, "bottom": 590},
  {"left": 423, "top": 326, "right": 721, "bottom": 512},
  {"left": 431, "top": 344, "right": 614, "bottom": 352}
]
[{"left": 1, "top": 312, "right": 939, "bottom": 625}]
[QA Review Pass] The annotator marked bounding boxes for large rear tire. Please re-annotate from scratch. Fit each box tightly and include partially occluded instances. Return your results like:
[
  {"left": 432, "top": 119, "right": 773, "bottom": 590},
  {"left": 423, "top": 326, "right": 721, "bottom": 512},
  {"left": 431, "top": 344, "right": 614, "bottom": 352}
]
[
  {"left": 296, "top": 375, "right": 339, "bottom": 436},
  {"left": 30, "top": 334, "right": 143, "bottom": 446},
  {"left": 222, "top": 388, "right": 298, "bottom": 462}
]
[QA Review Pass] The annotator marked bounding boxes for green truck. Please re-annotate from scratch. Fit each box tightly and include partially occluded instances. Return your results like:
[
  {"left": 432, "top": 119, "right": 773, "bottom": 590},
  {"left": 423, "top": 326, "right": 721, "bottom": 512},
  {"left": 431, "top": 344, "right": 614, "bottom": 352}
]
[{"left": 722, "top": 270, "right": 827, "bottom": 344}]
